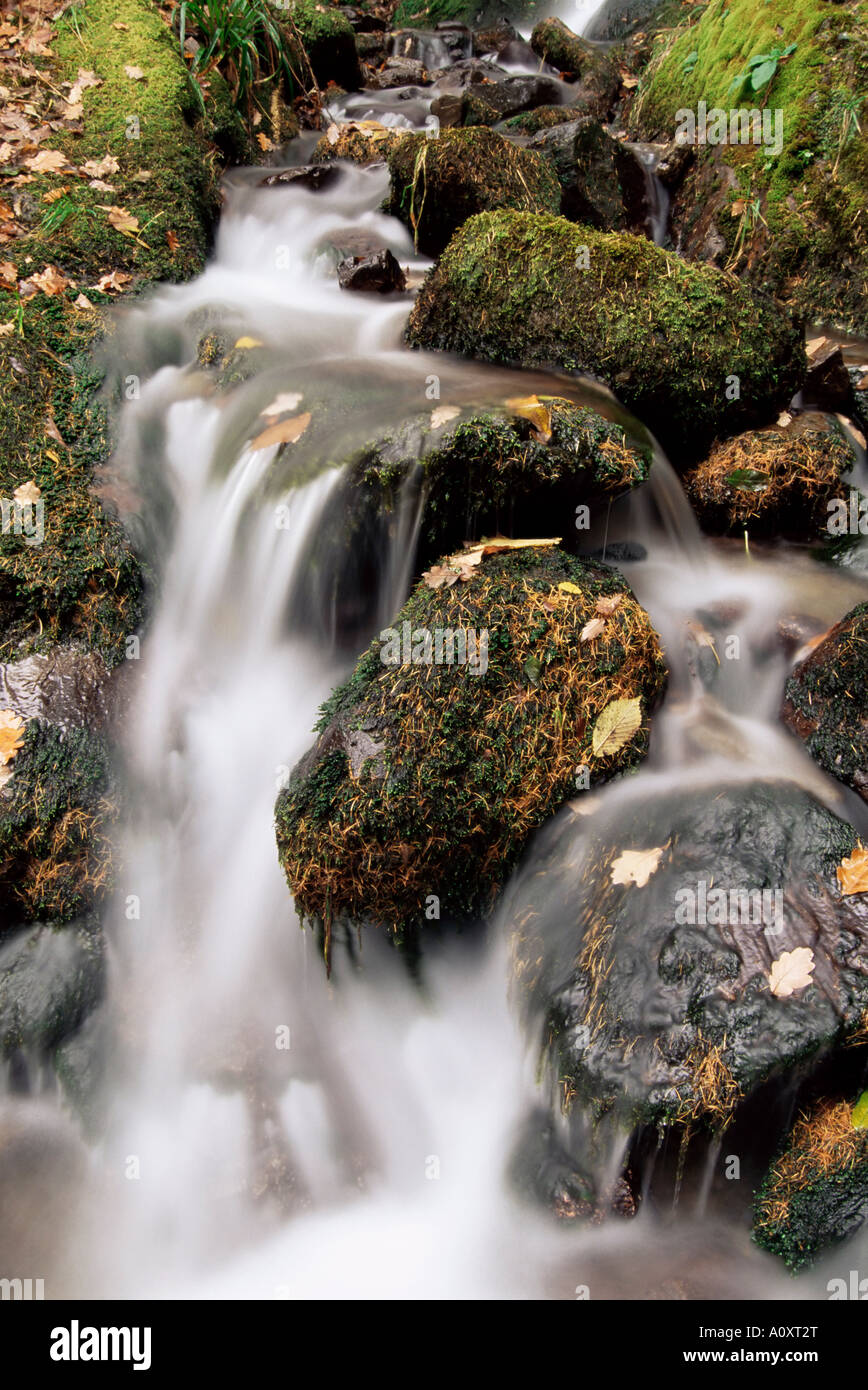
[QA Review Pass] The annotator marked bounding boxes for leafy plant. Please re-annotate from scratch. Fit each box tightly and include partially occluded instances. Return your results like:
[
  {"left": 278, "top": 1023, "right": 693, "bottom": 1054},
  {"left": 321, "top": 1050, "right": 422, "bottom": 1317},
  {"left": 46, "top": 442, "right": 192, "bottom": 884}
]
[
  {"left": 682, "top": 49, "right": 699, "bottom": 76},
  {"left": 728, "top": 43, "right": 797, "bottom": 101},
  {"left": 176, "top": 0, "right": 306, "bottom": 114},
  {"left": 832, "top": 93, "right": 863, "bottom": 178}
]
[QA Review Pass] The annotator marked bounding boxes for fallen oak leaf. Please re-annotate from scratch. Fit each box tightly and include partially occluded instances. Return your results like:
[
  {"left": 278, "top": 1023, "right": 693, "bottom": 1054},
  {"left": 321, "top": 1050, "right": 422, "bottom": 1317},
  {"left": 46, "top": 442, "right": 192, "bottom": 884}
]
[
  {"left": 430, "top": 404, "right": 460, "bottom": 429},
  {"left": 249, "top": 411, "right": 311, "bottom": 451},
  {"left": 422, "top": 563, "right": 461, "bottom": 589},
  {"left": 478, "top": 535, "right": 560, "bottom": 557},
  {"left": 92, "top": 269, "right": 132, "bottom": 292},
  {"left": 124, "top": 66, "right": 146, "bottom": 81},
  {"left": 558, "top": 581, "right": 582, "bottom": 595},
  {"left": 81, "top": 155, "right": 119, "bottom": 178},
  {"left": 166, "top": 229, "right": 179, "bottom": 254},
  {"left": 0, "top": 261, "right": 16, "bottom": 287},
  {"left": 591, "top": 695, "right": 642, "bottom": 758},
  {"left": 580, "top": 617, "right": 606, "bottom": 642},
  {"left": 24, "top": 148, "right": 69, "bottom": 172},
  {"left": 13, "top": 480, "right": 40, "bottom": 504},
  {"left": 837, "top": 845, "right": 868, "bottom": 896},
  {"left": 595, "top": 593, "right": 624, "bottom": 617},
  {"left": 610, "top": 845, "right": 665, "bottom": 888},
  {"left": 768, "top": 946, "right": 815, "bottom": 998},
  {"left": 26, "top": 263, "right": 69, "bottom": 296},
  {"left": 101, "top": 205, "right": 139, "bottom": 234},
  {"left": 256, "top": 132, "right": 274, "bottom": 151}
]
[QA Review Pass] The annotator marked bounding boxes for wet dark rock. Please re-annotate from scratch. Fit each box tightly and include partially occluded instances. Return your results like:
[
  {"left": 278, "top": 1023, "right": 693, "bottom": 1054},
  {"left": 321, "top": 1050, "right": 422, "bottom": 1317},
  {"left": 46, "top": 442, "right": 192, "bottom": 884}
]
[
  {"left": 276, "top": 547, "right": 667, "bottom": 939},
  {"left": 510, "top": 780, "right": 868, "bottom": 1130},
  {"left": 782, "top": 602, "right": 868, "bottom": 801},
  {"left": 510, "top": 1107, "right": 639, "bottom": 1222},
  {"left": 367, "top": 56, "right": 429, "bottom": 88},
  {"left": 529, "top": 119, "right": 648, "bottom": 231},
  {"left": 0, "top": 921, "right": 105, "bottom": 1057},
  {"left": 407, "top": 210, "right": 806, "bottom": 462},
  {"left": 429, "top": 92, "right": 465, "bottom": 127},
  {"left": 0, "top": 646, "right": 109, "bottom": 730},
  {"left": 460, "top": 73, "right": 567, "bottom": 126},
  {"left": 494, "top": 37, "right": 536, "bottom": 65},
  {"left": 258, "top": 164, "right": 343, "bottom": 191},
  {"left": 655, "top": 140, "right": 694, "bottom": 191},
  {"left": 430, "top": 57, "right": 506, "bottom": 90},
  {"left": 337, "top": 247, "right": 407, "bottom": 293},
  {"left": 585, "top": 0, "right": 665, "bottom": 41},
  {"left": 584, "top": 540, "right": 647, "bottom": 563},
  {"left": 804, "top": 344, "right": 856, "bottom": 413},
  {"left": 355, "top": 32, "right": 387, "bottom": 61},
  {"left": 530, "top": 17, "right": 619, "bottom": 117}
]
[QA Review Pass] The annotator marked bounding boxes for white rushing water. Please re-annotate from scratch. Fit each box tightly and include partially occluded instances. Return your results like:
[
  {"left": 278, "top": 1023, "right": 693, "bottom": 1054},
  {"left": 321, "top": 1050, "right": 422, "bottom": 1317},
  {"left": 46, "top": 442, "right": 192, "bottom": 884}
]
[{"left": 3, "top": 71, "right": 868, "bottom": 1304}]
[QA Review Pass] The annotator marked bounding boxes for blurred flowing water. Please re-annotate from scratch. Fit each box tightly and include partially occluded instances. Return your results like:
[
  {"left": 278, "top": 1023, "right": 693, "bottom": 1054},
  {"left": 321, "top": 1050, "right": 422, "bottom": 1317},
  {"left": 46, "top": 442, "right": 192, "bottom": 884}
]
[{"left": 2, "top": 78, "right": 868, "bottom": 1303}]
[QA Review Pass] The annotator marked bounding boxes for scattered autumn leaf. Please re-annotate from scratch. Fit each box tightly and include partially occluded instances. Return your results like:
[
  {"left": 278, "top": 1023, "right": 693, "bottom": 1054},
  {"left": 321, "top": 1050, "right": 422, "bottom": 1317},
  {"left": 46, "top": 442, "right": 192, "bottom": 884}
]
[
  {"left": 591, "top": 695, "right": 642, "bottom": 757},
  {"left": 581, "top": 617, "right": 606, "bottom": 643},
  {"left": 249, "top": 412, "right": 311, "bottom": 451},
  {"left": 81, "top": 155, "right": 119, "bottom": 178},
  {"left": 256, "top": 132, "right": 274, "bottom": 151},
  {"left": 25, "top": 148, "right": 68, "bottom": 173},
  {"left": 422, "top": 563, "right": 461, "bottom": 590},
  {"left": 103, "top": 205, "right": 139, "bottom": 234},
  {"left": 93, "top": 269, "right": 132, "bottom": 292},
  {"left": 557, "top": 581, "right": 582, "bottom": 595},
  {"left": 610, "top": 845, "right": 664, "bottom": 888},
  {"left": 166, "top": 229, "right": 179, "bottom": 255},
  {"left": 505, "top": 393, "right": 552, "bottom": 442},
  {"left": 730, "top": 198, "right": 746, "bottom": 217},
  {"left": 621, "top": 74, "right": 639, "bottom": 89},
  {"left": 768, "top": 946, "right": 815, "bottom": 998},
  {"left": 234, "top": 335, "right": 262, "bottom": 349},
  {"left": 595, "top": 594, "right": 624, "bottom": 617},
  {"left": 837, "top": 845, "right": 868, "bottom": 896},
  {"left": 777, "top": 411, "right": 793, "bottom": 427},
  {"left": 430, "top": 405, "right": 460, "bottom": 429},
  {"left": 13, "top": 480, "right": 40, "bottom": 504},
  {"left": 476, "top": 536, "right": 560, "bottom": 557},
  {"left": 27, "top": 264, "right": 69, "bottom": 296},
  {"left": 0, "top": 261, "right": 16, "bottom": 288},
  {"left": 124, "top": 65, "right": 145, "bottom": 81},
  {"left": 262, "top": 391, "right": 303, "bottom": 419},
  {"left": 0, "top": 709, "right": 26, "bottom": 772},
  {"left": 68, "top": 69, "right": 101, "bottom": 105}
]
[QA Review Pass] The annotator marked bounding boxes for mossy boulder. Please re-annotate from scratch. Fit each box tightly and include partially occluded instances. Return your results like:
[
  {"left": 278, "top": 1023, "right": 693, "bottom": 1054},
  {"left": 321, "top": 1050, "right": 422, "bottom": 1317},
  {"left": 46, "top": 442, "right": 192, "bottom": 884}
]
[
  {"left": 294, "top": 399, "right": 653, "bottom": 640},
  {"left": 452, "top": 74, "right": 566, "bottom": 127},
  {"left": 276, "top": 546, "right": 667, "bottom": 946},
  {"left": 782, "top": 602, "right": 868, "bottom": 801},
  {"left": 313, "top": 124, "right": 405, "bottom": 165},
  {"left": 406, "top": 210, "right": 805, "bottom": 462},
  {"left": 510, "top": 781, "right": 868, "bottom": 1130},
  {"left": 629, "top": 0, "right": 868, "bottom": 332},
  {"left": 754, "top": 1096, "right": 868, "bottom": 1271},
  {"left": 384, "top": 128, "right": 561, "bottom": 256},
  {"left": 0, "top": 722, "right": 115, "bottom": 925},
  {"left": 530, "top": 17, "right": 619, "bottom": 115},
  {"left": 685, "top": 420, "right": 855, "bottom": 539},
  {"left": 281, "top": 0, "right": 363, "bottom": 90}
]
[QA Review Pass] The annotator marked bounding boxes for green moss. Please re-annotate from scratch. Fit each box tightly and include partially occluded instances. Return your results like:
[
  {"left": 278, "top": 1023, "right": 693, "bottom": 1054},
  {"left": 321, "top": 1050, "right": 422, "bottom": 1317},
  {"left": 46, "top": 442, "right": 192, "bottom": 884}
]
[
  {"left": 0, "top": 722, "right": 115, "bottom": 924},
  {"left": 385, "top": 128, "right": 561, "bottom": 257},
  {"left": 275, "top": 546, "right": 667, "bottom": 945},
  {"left": 407, "top": 209, "right": 805, "bottom": 464},
  {"left": 393, "top": 0, "right": 544, "bottom": 29},
  {"left": 631, "top": 0, "right": 868, "bottom": 328},
  {"left": 280, "top": 0, "right": 362, "bottom": 90},
  {"left": 503, "top": 106, "right": 592, "bottom": 134}
]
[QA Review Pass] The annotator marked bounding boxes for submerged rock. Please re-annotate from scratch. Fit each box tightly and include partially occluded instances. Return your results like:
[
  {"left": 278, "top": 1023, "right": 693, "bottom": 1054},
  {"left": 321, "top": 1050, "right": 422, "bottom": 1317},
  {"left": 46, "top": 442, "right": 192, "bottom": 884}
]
[
  {"left": 754, "top": 1095, "right": 868, "bottom": 1271},
  {"left": 337, "top": 247, "right": 407, "bottom": 293},
  {"left": 455, "top": 74, "right": 566, "bottom": 126},
  {"left": 510, "top": 781, "right": 868, "bottom": 1130},
  {"left": 782, "top": 602, "right": 868, "bottom": 802},
  {"left": 384, "top": 128, "right": 560, "bottom": 256},
  {"left": 407, "top": 210, "right": 805, "bottom": 462},
  {"left": 258, "top": 165, "right": 343, "bottom": 191},
  {"left": 0, "top": 920, "right": 104, "bottom": 1057},
  {"left": 684, "top": 421, "right": 854, "bottom": 539},
  {"left": 504, "top": 105, "right": 601, "bottom": 135},
  {"left": 276, "top": 546, "right": 667, "bottom": 942}
]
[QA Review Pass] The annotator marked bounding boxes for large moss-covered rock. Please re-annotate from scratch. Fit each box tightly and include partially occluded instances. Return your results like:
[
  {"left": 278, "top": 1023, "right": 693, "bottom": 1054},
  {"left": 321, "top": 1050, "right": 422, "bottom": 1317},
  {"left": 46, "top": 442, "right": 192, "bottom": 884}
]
[
  {"left": 510, "top": 781, "right": 868, "bottom": 1130},
  {"left": 530, "top": 17, "right": 619, "bottom": 115},
  {"left": 384, "top": 128, "right": 561, "bottom": 256},
  {"left": 782, "top": 603, "right": 868, "bottom": 801},
  {"left": 685, "top": 420, "right": 855, "bottom": 539},
  {"left": 754, "top": 1095, "right": 868, "bottom": 1271},
  {"left": 407, "top": 210, "right": 805, "bottom": 461},
  {"left": 629, "top": 0, "right": 868, "bottom": 332},
  {"left": 276, "top": 547, "right": 667, "bottom": 946},
  {"left": 393, "top": 0, "right": 545, "bottom": 29}
]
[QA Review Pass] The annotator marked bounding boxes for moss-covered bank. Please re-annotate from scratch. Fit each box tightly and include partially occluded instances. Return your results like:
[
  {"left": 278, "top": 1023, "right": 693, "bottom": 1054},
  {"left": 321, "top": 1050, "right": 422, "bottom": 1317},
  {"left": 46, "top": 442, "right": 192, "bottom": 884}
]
[
  {"left": 781, "top": 602, "right": 868, "bottom": 801},
  {"left": 407, "top": 210, "right": 805, "bottom": 463},
  {"left": 276, "top": 546, "right": 667, "bottom": 948},
  {"left": 630, "top": 0, "right": 868, "bottom": 330}
]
